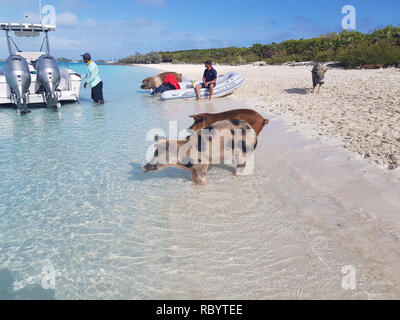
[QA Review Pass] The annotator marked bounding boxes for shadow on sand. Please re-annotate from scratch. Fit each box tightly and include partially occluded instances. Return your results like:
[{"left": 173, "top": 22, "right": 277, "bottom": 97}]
[
  {"left": 129, "top": 162, "right": 190, "bottom": 182},
  {"left": 0, "top": 268, "right": 55, "bottom": 300},
  {"left": 284, "top": 88, "right": 310, "bottom": 95},
  {"left": 128, "top": 162, "right": 236, "bottom": 183}
]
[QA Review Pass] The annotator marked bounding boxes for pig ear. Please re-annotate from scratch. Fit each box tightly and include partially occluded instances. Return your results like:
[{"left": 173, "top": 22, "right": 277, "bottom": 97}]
[{"left": 189, "top": 115, "right": 204, "bottom": 121}]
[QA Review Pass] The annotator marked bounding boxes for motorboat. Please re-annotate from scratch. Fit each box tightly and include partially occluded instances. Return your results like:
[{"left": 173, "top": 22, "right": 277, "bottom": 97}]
[
  {"left": 0, "top": 23, "right": 81, "bottom": 114},
  {"left": 160, "top": 72, "right": 244, "bottom": 101}
]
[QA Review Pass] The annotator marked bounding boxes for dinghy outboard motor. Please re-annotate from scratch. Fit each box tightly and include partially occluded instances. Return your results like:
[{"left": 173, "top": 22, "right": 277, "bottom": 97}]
[
  {"left": 36, "top": 54, "right": 61, "bottom": 110},
  {"left": 5, "top": 55, "right": 31, "bottom": 113}
]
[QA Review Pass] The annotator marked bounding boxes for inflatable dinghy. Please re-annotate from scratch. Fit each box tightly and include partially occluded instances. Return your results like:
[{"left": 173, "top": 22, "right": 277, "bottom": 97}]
[{"left": 160, "top": 72, "right": 243, "bottom": 101}]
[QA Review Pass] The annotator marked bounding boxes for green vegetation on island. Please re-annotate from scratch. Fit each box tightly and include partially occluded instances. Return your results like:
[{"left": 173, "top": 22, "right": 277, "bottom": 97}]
[
  {"left": 57, "top": 57, "right": 73, "bottom": 62},
  {"left": 118, "top": 25, "right": 400, "bottom": 68},
  {"left": 118, "top": 52, "right": 163, "bottom": 64}
]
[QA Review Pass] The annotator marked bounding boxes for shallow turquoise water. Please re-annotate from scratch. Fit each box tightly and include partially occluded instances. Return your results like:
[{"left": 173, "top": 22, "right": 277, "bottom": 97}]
[
  {"left": 1, "top": 64, "right": 400, "bottom": 299},
  {"left": 3, "top": 64, "right": 288, "bottom": 299},
  {"left": 0, "top": 64, "right": 194, "bottom": 299}
]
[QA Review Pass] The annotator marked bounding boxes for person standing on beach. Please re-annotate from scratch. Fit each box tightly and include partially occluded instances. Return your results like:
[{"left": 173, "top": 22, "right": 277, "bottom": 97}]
[
  {"left": 195, "top": 60, "right": 217, "bottom": 100},
  {"left": 81, "top": 53, "right": 104, "bottom": 104}
]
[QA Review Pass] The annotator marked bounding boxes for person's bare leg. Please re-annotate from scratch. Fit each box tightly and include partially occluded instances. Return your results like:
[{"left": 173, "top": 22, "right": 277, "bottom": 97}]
[
  {"left": 209, "top": 84, "right": 214, "bottom": 100},
  {"left": 195, "top": 84, "right": 202, "bottom": 99}
]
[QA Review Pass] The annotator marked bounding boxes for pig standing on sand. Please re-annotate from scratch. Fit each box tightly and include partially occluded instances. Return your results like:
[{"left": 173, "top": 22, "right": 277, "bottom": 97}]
[
  {"left": 312, "top": 63, "right": 328, "bottom": 93},
  {"left": 142, "top": 120, "right": 258, "bottom": 185}
]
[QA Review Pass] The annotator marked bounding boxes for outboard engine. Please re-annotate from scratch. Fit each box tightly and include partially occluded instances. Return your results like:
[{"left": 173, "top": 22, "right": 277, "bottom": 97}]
[
  {"left": 5, "top": 55, "right": 31, "bottom": 113},
  {"left": 36, "top": 54, "right": 61, "bottom": 110}
]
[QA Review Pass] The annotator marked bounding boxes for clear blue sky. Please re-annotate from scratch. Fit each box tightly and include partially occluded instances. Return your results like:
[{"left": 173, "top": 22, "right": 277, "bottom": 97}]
[{"left": 0, "top": 0, "right": 399, "bottom": 59}]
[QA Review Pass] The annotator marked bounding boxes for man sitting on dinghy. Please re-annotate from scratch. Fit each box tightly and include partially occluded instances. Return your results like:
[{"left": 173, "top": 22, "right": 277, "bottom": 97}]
[{"left": 195, "top": 60, "right": 217, "bottom": 100}]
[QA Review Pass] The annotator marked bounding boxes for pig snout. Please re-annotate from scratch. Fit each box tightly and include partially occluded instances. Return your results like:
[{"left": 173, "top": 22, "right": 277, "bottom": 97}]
[
  {"left": 314, "top": 74, "right": 324, "bottom": 85},
  {"left": 142, "top": 163, "right": 158, "bottom": 172}
]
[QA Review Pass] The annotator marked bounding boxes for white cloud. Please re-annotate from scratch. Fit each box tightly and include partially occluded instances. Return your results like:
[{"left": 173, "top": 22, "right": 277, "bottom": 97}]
[
  {"left": 83, "top": 19, "right": 97, "bottom": 28},
  {"left": 50, "top": 35, "right": 85, "bottom": 51},
  {"left": 22, "top": 12, "right": 40, "bottom": 23},
  {"left": 56, "top": 12, "right": 79, "bottom": 27},
  {"left": 0, "top": 8, "right": 261, "bottom": 61},
  {"left": 20, "top": 11, "right": 79, "bottom": 28}
]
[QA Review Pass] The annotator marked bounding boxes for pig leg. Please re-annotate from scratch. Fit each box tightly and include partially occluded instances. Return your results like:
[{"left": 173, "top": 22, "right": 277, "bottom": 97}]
[
  {"left": 312, "top": 74, "right": 316, "bottom": 92},
  {"left": 191, "top": 169, "right": 199, "bottom": 184},
  {"left": 235, "top": 162, "right": 247, "bottom": 176},
  {"left": 312, "top": 73, "right": 318, "bottom": 93},
  {"left": 234, "top": 153, "right": 255, "bottom": 176},
  {"left": 195, "top": 164, "right": 209, "bottom": 185}
]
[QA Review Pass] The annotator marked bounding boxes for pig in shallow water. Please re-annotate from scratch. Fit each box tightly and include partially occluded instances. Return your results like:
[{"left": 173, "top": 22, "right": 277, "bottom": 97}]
[
  {"left": 189, "top": 109, "right": 269, "bottom": 136},
  {"left": 142, "top": 119, "right": 258, "bottom": 185},
  {"left": 311, "top": 63, "right": 328, "bottom": 93},
  {"left": 140, "top": 72, "right": 183, "bottom": 90}
]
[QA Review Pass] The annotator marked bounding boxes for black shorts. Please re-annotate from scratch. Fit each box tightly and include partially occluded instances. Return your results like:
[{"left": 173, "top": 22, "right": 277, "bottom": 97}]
[
  {"left": 91, "top": 81, "right": 104, "bottom": 102},
  {"left": 201, "top": 82, "right": 216, "bottom": 89}
]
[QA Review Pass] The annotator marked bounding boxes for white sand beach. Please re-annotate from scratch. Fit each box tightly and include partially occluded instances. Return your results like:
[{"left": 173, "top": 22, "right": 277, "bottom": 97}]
[{"left": 140, "top": 63, "right": 400, "bottom": 170}]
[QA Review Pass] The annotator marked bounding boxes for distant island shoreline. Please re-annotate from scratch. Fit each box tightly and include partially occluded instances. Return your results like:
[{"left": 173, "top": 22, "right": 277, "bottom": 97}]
[{"left": 118, "top": 25, "right": 400, "bottom": 69}]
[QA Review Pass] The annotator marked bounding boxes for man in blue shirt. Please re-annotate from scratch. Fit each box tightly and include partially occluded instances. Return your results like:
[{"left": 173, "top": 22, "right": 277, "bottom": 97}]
[
  {"left": 195, "top": 60, "right": 217, "bottom": 100},
  {"left": 81, "top": 53, "right": 104, "bottom": 104}
]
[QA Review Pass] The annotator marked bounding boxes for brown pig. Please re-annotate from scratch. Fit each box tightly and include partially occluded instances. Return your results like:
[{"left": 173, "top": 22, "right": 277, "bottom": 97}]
[
  {"left": 311, "top": 63, "right": 328, "bottom": 93},
  {"left": 142, "top": 119, "right": 258, "bottom": 185},
  {"left": 188, "top": 109, "right": 269, "bottom": 136},
  {"left": 140, "top": 72, "right": 183, "bottom": 90}
]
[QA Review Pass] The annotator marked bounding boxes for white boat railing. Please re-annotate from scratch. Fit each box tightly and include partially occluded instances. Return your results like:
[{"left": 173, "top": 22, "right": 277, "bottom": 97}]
[{"left": 0, "top": 23, "right": 56, "bottom": 33}]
